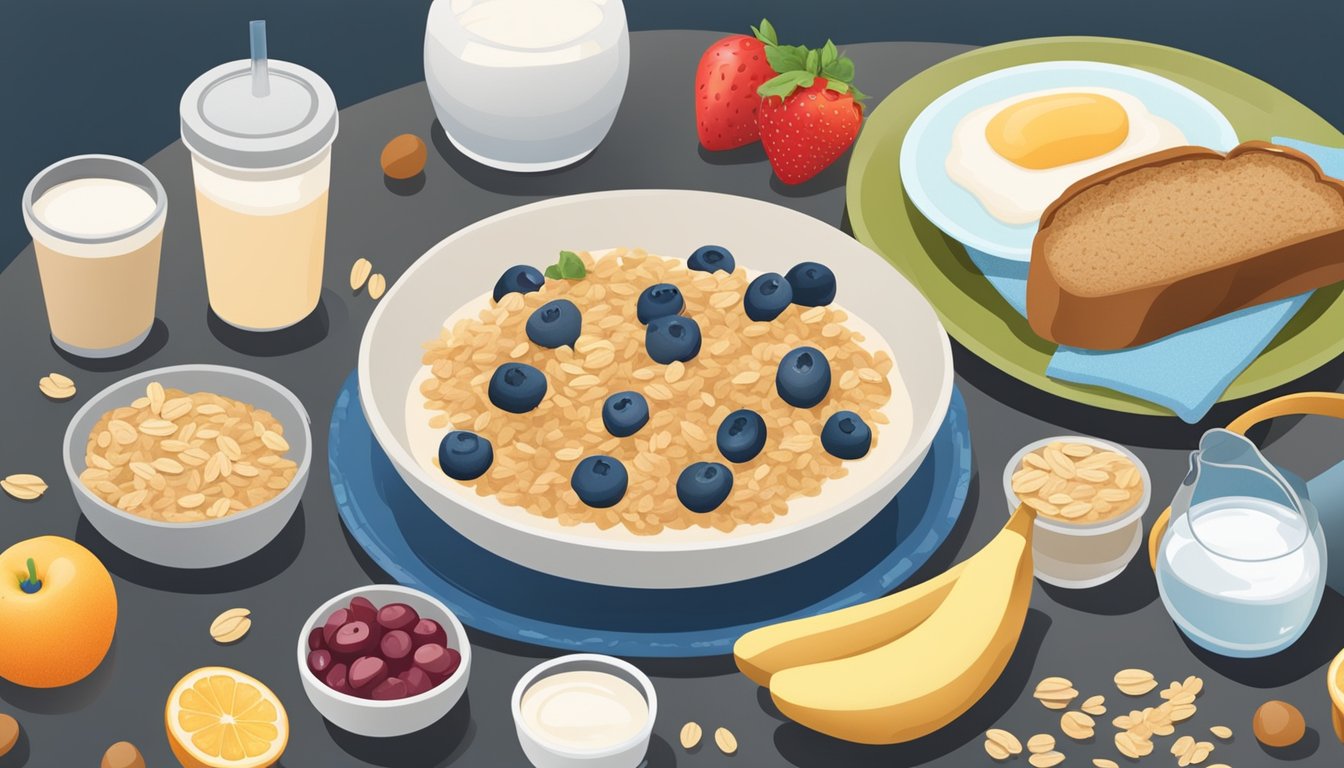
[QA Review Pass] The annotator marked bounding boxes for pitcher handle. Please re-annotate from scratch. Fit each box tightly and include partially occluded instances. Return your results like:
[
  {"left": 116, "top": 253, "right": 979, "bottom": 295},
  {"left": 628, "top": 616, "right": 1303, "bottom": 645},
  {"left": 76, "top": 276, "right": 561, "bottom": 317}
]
[{"left": 1148, "top": 392, "right": 1344, "bottom": 570}]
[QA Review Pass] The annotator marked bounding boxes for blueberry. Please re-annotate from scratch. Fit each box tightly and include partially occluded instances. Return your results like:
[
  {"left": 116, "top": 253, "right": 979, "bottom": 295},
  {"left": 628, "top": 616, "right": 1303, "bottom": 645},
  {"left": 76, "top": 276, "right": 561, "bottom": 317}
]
[
  {"left": 526, "top": 299, "right": 582, "bottom": 349},
  {"left": 821, "top": 410, "right": 872, "bottom": 460},
  {"left": 688, "top": 245, "right": 736, "bottom": 274},
  {"left": 492, "top": 265, "right": 545, "bottom": 302},
  {"left": 716, "top": 409, "right": 767, "bottom": 463},
  {"left": 437, "top": 431, "right": 493, "bottom": 480},
  {"left": 785, "top": 262, "right": 837, "bottom": 307},
  {"left": 676, "top": 461, "right": 734, "bottom": 513},
  {"left": 572, "top": 455, "right": 629, "bottom": 508},
  {"left": 488, "top": 362, "right": 547, "bottom": 413},
  {"left": 636, "top": 283, "right": 685, "bottom": 324},
  {"left": 776, "top": 346, "right": 831, "bottom": 408},
  {"left": 602, "top": 391, "right": 650, "bottom": 438},
  {"left": 744, "top": 273, "right": 794, "bottom": 321},
  {"left": 645, "top": 316, "right": 702, "bottom": 364}
]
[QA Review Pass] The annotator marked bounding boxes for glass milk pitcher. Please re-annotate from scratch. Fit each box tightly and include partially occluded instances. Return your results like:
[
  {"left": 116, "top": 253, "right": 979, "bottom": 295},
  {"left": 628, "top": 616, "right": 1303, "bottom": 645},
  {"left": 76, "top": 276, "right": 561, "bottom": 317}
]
[{"left": 1156, "top": 429, "right": 1326, "bottom": 658}]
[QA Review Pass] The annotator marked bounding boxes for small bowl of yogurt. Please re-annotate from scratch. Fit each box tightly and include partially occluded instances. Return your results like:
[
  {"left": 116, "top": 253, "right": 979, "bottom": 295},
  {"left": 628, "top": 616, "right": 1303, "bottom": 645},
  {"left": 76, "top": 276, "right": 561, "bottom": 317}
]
[{"left": 511, "top": 654, "right": 656, "bottom": 768}]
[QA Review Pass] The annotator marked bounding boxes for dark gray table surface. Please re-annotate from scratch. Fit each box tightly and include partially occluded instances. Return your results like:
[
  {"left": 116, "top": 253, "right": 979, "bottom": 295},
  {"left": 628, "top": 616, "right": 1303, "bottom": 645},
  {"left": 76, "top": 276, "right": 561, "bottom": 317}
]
[{"left": 1, "top": 30, "right": 1341, "bottom": 768}]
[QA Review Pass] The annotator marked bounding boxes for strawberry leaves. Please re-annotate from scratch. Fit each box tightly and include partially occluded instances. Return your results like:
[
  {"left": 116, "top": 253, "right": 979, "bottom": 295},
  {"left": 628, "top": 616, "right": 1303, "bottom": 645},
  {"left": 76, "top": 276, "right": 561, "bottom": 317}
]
[{"left": 752, "top": 20, "right": 865, "bottom": 103}]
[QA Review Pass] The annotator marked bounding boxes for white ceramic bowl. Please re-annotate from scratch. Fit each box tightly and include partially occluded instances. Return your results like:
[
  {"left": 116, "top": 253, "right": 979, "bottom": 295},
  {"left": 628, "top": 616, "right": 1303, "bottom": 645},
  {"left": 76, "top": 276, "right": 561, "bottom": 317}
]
[
  {"left": 358, "top": 190, "right": 954, "bottom": 588},
  {"left": 62, "top": 364, "right": 311, "bottom": 569},
  {"left": 511, "top": 654, "right": 656, "bottom": 768},
  {"left": 1003, "top": 435, "right": 1152, "bottom": 588},
  {"left": 297, "top": 584, "right": 471, "bottom": 738}
]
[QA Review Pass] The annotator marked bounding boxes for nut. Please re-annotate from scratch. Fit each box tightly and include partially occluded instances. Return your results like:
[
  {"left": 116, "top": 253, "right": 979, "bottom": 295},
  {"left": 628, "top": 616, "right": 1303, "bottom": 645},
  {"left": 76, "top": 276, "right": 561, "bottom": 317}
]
[
  {"left": 381, "top": 133, "right": 427, "bottom": 180},
  {"left": 1253, "top": 699, "right": 1305, "bottom": 748},
  {"left": 101, "top": 741, "right": 146, "bottom": 768},
  {"left": 1029, "top": 751, "right": 1065, "bottom": 768},
  {"left": 1, "top": 474, "right": 47, "bottom": 501},
  {"left": 0, "top": 713, "right": 17, "bottom": 757},
  {"left": 713, "top": 726, "right": 737, "bottom": 755},
  {"left": 368, "top": 273, "right": 387, "bottom": 300},
  {"left": 1027, "top": 733, "right": 1055, "bottom": 753},
  {"left": 209, "top": 608, "right": 252, "bottom": 644},
  {"left": 1115, "top": 668, "right": 1158, "bottom": 695},
  {"left": 986, "top": 728, "right": 1022, "bottom": 755},
  {"left": 1061, "top": 710, "right": 1096, "bottom": 740},
  {"left": 39, "top": 373, "right": 76, "bottom": 401},
  {"left": 350, "top": 258, "right": 373, "bottom": 292},
  {"left": 679, "top": 721, "right": 701, "bottom": 750}
]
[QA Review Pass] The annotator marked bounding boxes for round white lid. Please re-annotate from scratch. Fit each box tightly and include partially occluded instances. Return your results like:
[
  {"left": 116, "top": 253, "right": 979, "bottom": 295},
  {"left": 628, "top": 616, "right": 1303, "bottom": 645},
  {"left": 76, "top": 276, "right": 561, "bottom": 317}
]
[{"left": 179, "top": 59, "right": 337, "bottom": 169}]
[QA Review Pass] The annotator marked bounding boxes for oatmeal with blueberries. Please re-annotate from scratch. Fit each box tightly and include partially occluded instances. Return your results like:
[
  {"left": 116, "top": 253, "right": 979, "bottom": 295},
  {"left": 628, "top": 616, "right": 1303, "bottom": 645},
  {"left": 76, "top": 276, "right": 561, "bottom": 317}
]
[{"left": 411, "top": 246, "right": 901, "bottom": 535}]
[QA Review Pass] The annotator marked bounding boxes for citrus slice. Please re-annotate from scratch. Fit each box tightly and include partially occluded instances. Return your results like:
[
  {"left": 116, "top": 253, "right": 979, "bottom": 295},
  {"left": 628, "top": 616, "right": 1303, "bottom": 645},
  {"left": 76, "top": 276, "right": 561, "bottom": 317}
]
[
  {"left": 166, "top": 666, "right": 288, "bottom": 768},
  {"left": 1330, "top": 648, "right": 1344, "bottom": 744}
]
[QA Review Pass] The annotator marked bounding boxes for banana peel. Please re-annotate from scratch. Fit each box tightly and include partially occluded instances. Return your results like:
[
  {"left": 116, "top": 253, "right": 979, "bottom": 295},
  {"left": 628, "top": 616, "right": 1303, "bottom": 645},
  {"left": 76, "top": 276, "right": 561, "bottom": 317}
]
[{"left": 734, "top": 505, "right": 1037, "bottom": 744}]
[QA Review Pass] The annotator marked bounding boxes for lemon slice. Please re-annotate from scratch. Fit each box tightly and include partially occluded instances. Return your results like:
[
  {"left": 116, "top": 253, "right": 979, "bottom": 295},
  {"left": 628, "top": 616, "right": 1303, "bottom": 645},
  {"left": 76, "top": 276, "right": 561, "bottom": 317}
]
[
  {"left": 1330, "top": 648, "right": 1344, "bottom": 744},
  {"left": 166, "top": 666, "right": 288, "bottom": 768}
]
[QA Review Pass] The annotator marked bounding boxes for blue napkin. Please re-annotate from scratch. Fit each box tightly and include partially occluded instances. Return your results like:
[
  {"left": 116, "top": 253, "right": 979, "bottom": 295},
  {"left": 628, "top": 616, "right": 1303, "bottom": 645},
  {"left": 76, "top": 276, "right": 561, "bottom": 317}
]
[{"left": 965, "top": 138, "right": 1344, "bottom": 423}]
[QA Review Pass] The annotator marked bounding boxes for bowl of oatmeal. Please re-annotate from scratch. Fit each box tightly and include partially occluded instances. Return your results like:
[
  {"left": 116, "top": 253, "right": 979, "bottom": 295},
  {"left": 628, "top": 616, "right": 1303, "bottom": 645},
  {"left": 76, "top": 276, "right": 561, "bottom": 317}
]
[
  {"left": 359, "top": 191, "right": 952, "bottom": 588},
  {"left": 62, "top": 364, "right": 311, "bottom": 568}
]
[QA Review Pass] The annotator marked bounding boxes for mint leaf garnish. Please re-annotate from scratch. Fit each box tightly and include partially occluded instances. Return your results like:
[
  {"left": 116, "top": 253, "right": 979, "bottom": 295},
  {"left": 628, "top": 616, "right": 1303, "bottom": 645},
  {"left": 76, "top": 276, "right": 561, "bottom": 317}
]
[
  {"left": 544, "top": 265, "right": 563, "bottom": 280},
  {"left": 547, "top": 250, "right": 586, "bottom": 280}
]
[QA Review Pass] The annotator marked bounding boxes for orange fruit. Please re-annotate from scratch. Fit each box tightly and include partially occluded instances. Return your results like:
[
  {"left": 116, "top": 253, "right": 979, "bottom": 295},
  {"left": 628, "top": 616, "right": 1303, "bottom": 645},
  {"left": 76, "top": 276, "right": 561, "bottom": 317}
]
[
  {"left": 1329, "top": 648, "right": 1344, "bottom": 744},
  {"left": 166, "top": 667, "right": 288, "bottom": 768},
  {"left": 0, "top": 535, "right": 117, "bottom": 688}
]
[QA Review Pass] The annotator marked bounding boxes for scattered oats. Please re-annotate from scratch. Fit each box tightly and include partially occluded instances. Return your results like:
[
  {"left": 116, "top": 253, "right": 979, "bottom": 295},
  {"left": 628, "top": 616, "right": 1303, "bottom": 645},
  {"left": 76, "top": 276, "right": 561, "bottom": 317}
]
[
  {"left": 1115, "top": 668, "right": 1158, "bottom": 695},
  {"left": 713, "top": 727, "right": 737, "bottom": 755},
  {"left": 38, "top": 373, "right": 77, "bottom": 400},
  {"left": 1081, "top": 694, "right": 1107, "bottom": 715},
  {"left": 985, "top": 739, "right": 1011, "bottom": 761},
  {"left": 679, "top": 721, "right": 701, "bottom": 750},
  {"left": 350, "top": 258, "right": 373, "bottom": 291},
  {"left": 368, "top": 273, "right": 387, "bottom": 300},
  {"left": 986, "top": 729, "right": 1022, "bottom": 756},
  {"left": 1115, "top": 731, "right": 1153, "bottom": 758},
  {"left": 1027, "top": 733, "right": 1055, "bottom": 753},
  {"left": 1092, "top": 761, "right": 1119, "bottom": 768},
  {"left": 1061, "top": 710, "right": 1096, "bottom": 740},
  {"left": 1209, "top": 725, "right": 1232, "bottom": 740},
  {"left": 209, "top": 608, "right": 252, "bottom": 643},
  {"left": 1, "top": 474, "right": 47, "bottom": 501},
  {"left": 1029, "top": 751, "right": 1065, "bottom": 768}
]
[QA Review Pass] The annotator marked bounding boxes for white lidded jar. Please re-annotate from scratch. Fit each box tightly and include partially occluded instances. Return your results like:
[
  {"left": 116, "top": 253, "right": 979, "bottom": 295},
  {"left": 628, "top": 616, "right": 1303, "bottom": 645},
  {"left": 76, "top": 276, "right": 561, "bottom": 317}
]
[
  {"left": 424, "top": 0, "right": 630, "bottom": 172},
  {"left": 180, "top": 23, "right": 338, "bottom": 331}
]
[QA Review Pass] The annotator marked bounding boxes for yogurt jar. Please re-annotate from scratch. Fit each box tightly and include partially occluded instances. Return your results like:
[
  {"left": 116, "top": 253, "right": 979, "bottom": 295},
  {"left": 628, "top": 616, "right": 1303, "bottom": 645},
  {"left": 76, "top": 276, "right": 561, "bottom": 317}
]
[
  {"left": 511, "top": 654, "right": 655, "bottom": 768},
  {"left": 1003, "top": 435, "right": 1151, "bottom": 589}
]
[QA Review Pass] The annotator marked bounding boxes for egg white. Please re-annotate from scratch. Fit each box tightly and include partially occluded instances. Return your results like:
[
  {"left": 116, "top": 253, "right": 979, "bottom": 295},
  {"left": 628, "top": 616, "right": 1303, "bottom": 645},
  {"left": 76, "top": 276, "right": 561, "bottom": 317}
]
[{"left": 945, "top": 87, "right": 1186, "bottom": 226}]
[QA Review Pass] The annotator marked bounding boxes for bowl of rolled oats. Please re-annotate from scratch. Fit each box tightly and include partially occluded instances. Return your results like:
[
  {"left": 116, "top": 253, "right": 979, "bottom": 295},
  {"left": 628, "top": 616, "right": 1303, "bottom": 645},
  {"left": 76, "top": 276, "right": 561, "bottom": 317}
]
[
  {"left": 62, "top": 364, "right": 311, "bottom": 568},
  {"left": 359, "top": 190, "right": 954, "bottom": 589},
  {"left": 1004, "top": 435, "right": 1152, "bottom": 589}
]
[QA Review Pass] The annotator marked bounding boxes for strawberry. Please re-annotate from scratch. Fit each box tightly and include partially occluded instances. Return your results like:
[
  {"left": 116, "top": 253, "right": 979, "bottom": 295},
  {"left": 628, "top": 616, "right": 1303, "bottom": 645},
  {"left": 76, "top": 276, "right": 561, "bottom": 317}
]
[
  {"left": 757, "top": 40, "right": 867, "bottom": 184},
  {"left": 694, "top": 20, "right": 780, "bottom": 151}
]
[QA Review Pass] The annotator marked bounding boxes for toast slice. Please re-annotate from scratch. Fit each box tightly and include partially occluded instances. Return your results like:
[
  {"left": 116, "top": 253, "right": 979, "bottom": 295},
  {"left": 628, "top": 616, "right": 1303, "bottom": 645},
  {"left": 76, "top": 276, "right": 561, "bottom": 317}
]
[{"left": 1027, "top": 141, "right": 1344, "bottom": 350}]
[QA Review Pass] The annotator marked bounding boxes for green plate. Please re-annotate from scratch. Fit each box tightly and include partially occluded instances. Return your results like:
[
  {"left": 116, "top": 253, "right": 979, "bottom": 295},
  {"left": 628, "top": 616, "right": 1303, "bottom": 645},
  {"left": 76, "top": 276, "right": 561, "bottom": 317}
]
[{"left": 848, "top": 36, "right": 1344, "bottom": 416}]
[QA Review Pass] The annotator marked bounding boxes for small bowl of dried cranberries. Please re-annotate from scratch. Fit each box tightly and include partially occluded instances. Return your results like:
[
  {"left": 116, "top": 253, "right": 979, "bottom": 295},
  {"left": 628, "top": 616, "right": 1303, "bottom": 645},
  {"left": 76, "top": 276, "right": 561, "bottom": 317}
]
[{"left": 297, "top": 584, "right": 471, "bottom": 737}]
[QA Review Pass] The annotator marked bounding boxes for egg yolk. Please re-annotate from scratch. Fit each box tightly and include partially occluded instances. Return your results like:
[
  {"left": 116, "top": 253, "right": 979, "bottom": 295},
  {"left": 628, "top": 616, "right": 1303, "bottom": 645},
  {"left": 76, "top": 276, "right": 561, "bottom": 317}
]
[{"left": 985, "top": 92, "right": 1130, "bottom": 169}]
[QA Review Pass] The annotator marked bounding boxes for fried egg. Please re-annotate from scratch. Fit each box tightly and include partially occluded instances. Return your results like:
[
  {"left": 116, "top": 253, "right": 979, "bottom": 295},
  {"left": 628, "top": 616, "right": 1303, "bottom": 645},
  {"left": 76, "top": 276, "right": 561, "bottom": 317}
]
[{"left": 946, "top": 87, "right": 1186, "bottom": 225}]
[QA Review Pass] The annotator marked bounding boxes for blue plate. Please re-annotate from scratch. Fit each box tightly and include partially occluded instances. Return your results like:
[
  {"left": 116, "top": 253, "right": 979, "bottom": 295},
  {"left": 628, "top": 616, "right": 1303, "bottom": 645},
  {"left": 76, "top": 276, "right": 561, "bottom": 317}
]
[
  {"left": 329, "top": 372, "right": 972, "bottom": 657},
  {"left": 900, "top": 61, "right": 1239, "bottom": 263}
]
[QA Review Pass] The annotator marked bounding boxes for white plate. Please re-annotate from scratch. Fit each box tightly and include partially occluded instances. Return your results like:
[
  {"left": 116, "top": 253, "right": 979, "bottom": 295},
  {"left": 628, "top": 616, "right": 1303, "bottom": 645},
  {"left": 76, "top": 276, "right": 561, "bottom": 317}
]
[
  {"left": 358, "top": 190, "right": 953, "bottom": 588},
  {"left": 900, "top": 61, "right": 1239, "bottom": 262}
]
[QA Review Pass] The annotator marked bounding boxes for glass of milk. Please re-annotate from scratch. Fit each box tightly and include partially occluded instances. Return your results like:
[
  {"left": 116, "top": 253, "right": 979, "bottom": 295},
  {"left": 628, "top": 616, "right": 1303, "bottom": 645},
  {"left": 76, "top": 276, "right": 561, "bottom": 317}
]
[
  {"left": 180, "top": 21, "right": 338, "bottom": 331},
  {"left": 22, "top": 155, "right": 167, "bottom": 357},
  {"left": 424, "top": 0, "right": 630, "bottom": 172},
  {"left": 1156, "top": 429, "right": 1326, "bottom": 658}
]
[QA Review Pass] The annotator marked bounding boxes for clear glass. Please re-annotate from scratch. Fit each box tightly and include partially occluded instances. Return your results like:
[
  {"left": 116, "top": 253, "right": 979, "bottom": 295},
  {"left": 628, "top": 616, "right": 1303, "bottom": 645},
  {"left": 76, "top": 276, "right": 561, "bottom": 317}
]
[
  {"left": 22, "top": 155, "right": 166, "bottom": 358},
  {"left": 424, "top": 0, "right": 630, "bottom": 172},
  {"left": 190, "top": 148, "right": 330, "bottom": 331},
  {"left": 1156, "top": 429, "right": 1326, "bottom": 657}
]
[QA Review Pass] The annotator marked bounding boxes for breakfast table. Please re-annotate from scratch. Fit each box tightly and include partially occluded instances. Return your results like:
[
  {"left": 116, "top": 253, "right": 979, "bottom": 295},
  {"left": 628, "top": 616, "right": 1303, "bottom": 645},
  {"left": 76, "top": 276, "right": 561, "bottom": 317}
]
[{"left": 1, "top": 30, "right": 1341, "bottom": 768}]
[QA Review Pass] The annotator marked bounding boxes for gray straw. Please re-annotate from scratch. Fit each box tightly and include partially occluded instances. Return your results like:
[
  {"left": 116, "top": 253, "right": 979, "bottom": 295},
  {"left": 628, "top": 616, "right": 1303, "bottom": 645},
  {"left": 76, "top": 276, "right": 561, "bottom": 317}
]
[{"left": 250, "top": 20, "right": 270, "bottom": 97}]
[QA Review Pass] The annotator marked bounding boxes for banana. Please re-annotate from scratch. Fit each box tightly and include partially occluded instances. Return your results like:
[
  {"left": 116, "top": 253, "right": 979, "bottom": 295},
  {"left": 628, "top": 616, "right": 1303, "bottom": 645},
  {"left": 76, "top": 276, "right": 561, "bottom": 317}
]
[
  {"left": 734, "top": 560, "right": 968, "bottom": 686},
  {"left": 765, "top": 506, "right": 1036, "bottom": 744}
]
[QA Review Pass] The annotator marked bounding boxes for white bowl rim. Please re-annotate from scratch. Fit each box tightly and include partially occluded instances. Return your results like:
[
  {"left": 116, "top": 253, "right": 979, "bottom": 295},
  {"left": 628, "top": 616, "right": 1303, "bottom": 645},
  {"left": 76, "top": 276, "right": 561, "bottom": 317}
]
[
  {"left": 899, "top": 60, "right": 1240, "bottom": 262},
  {"left": 296, "top": 584, "right": 472, "bottom": 709},
  {"left": 1003, "top": 434, "right": 1152, "bottom": 535},
  {"left": 357, "top": 189, "right": 954, "bottom": 555},
  {"left": 510, "top": 653, "right": 658, "bottom": 760},
  {"left": 61, "top": 363, "right": 313, "bottom": 530}
]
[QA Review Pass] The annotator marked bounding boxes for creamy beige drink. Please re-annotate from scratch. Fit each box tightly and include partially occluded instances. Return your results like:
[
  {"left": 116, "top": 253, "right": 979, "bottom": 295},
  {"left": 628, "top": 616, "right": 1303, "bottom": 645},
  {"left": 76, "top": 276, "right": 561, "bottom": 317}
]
[
  {"left": 180, "top": 27, "right": 337, "bottom": 330},
  {"left": 23, "top": 156, "right": 166, "bottom": 357},
  {"left": 520, "top": 669, "right": 649, "bottom": 751}
]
